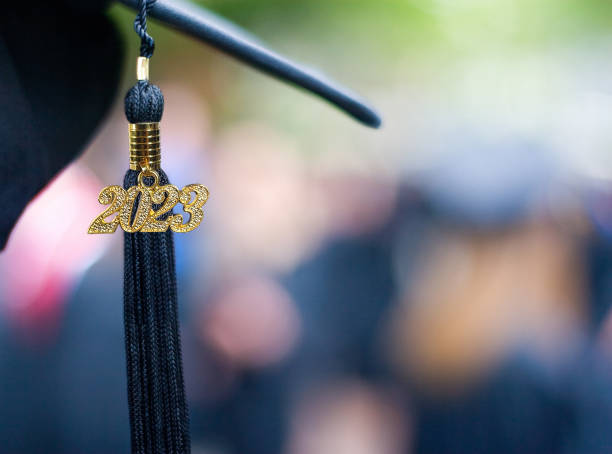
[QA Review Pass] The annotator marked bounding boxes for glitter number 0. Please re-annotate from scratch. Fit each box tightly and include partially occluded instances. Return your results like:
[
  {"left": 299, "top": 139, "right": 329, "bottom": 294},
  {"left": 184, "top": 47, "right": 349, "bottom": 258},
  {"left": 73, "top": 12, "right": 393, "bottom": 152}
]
[{"left": 120, "top": 186, "right": 153, "bottom": 233}]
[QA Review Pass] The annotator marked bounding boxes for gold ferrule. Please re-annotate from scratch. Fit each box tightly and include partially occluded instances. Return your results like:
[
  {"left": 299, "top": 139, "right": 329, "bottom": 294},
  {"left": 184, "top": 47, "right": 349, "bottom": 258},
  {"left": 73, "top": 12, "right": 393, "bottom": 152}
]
[
  {"left": 136, "top": 57, "right": 150, "bottom": 81},
  {"left": 129, "top": 122, "right": 161, "bottom": 170}
]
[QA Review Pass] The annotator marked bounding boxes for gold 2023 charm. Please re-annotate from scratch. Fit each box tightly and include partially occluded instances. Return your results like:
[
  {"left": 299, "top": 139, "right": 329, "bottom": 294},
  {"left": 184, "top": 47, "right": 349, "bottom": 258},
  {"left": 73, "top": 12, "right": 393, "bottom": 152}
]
[{"left": 88, "top": 169, "right": 209, "bottom": 234}]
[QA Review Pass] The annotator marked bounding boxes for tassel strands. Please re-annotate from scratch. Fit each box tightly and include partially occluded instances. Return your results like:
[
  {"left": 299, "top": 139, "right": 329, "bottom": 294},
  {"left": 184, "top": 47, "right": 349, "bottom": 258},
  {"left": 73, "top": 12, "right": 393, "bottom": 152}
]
[
  {"left": 123, "top": 80, "right": 191, "bottom": 454},
  {"left": 123, "top": 2, "right": 190, "bottom": 452},
  {"left": 86, "top": 2, "right": 207, "bottom": 451}
]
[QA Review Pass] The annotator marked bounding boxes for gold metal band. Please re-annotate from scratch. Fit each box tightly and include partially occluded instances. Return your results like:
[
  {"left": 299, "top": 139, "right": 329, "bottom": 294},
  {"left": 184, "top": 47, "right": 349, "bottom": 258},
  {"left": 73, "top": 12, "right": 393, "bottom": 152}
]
[
  {"left": 129, "top": 122, "right": 161, "bottom": 170},
  {"left": 136, "top": 57, "right": 150, "bottom": 81}
]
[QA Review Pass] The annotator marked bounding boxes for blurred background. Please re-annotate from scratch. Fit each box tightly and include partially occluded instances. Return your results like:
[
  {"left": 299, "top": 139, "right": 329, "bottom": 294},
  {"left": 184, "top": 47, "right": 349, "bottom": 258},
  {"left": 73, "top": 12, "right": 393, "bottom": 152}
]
[{"left": 5, "top": 0, "right": 612, "bottom": 452}]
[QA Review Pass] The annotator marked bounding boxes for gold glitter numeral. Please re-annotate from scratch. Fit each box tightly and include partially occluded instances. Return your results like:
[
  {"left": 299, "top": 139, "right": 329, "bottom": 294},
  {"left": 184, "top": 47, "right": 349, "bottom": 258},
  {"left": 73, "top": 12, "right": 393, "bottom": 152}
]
[
  {"left": 170, "top": 184, "right": 209, "bottom": 233},
  {"left": 120, "top": 186, "right": 153, "bottom": 233},
  {"left": 141, "top": 185, "right": 180, "bottom": 232},
  {"left": 88, "top": 186, "right": 128, "bottom": 234}
]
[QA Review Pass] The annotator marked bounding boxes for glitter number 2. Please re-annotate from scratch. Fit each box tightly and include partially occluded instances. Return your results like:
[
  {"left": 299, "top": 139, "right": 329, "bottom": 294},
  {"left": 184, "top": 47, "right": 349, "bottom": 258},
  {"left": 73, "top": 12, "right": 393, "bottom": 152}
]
[{"left": 88, "top": 186, "right": 127, "bottom": 234}]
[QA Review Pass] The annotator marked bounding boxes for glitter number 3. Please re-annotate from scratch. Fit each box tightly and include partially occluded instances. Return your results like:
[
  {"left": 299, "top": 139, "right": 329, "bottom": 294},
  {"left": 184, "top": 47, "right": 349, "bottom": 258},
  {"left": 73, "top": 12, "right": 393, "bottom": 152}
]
[{"left": 170, "top": 184, "right": 209, "bottom": 233}]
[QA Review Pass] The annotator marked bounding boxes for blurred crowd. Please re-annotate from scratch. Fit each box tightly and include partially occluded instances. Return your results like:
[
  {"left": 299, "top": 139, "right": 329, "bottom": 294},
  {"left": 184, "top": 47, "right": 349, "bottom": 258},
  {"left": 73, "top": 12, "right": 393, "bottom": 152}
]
[{"left": 4, "top": 0, "right": 612, "bottom": 453}]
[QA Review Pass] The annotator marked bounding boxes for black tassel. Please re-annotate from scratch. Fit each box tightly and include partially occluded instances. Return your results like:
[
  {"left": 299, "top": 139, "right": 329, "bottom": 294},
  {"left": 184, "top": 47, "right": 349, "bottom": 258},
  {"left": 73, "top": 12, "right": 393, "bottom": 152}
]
[{"left": 123, "top": 79, "right": 191, "bottom": 454}]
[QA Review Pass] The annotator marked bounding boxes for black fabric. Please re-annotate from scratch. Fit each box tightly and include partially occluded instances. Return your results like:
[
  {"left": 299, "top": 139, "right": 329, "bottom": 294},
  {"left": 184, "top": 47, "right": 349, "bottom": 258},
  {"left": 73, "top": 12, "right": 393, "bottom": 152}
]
[
  {"left": 0, "top": 3, "right": 123, "bottom": 249},
  {"left": 59, "top": 0, "right": 113, "bottom": 13},
  {"left": 123, "top": 169, "right": 191, "bottom": 454}
]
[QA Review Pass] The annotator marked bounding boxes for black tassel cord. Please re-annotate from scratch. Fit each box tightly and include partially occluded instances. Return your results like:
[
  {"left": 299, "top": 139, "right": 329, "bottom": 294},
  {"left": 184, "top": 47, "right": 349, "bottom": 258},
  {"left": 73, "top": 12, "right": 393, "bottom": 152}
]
[{"left": 123, "top": 2, "right": 191, "bottom": 453}]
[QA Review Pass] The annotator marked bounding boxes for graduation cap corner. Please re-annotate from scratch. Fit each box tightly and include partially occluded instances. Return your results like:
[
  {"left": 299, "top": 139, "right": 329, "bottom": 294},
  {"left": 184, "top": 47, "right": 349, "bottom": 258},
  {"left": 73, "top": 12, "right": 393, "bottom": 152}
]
[{"left": 0, "top": 0, "right": 381, "bottom": 250}]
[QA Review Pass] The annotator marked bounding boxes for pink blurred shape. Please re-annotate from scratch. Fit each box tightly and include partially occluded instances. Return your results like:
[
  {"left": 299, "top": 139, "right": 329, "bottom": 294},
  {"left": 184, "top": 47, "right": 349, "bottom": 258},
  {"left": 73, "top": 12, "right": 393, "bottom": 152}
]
[
  {"left": 0, "top": 164, "right": 113, "bottom": 343},
  {"left": 200, "top": 275, "right": 301, "bottom": 368},
  {"left": 287, "top": 381, "right": 409, "bottom": 454}
]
